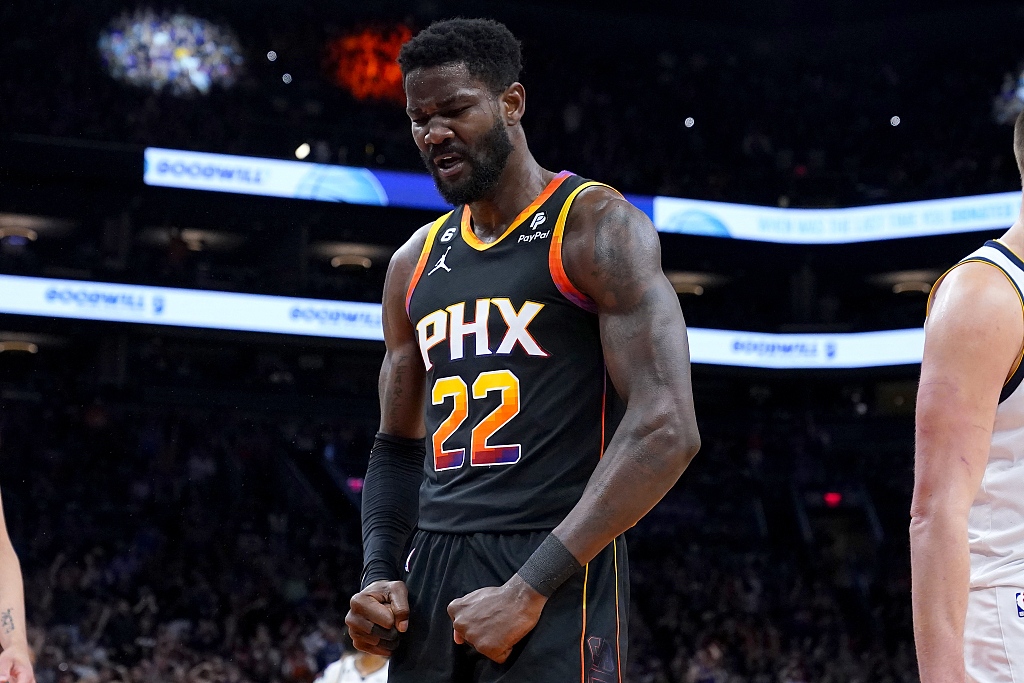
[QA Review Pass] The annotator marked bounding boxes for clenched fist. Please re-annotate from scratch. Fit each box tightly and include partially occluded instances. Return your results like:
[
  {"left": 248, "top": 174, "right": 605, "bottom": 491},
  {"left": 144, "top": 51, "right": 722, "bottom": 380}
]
[
  {"left": 447, "top": 574, "right": 547, "bottom": 663},
  {"left": 346, "top": 580, "right": 410, "bottom": 656},
  {"left": 0, "top": 644, "right": 34, "bottom": 683}
]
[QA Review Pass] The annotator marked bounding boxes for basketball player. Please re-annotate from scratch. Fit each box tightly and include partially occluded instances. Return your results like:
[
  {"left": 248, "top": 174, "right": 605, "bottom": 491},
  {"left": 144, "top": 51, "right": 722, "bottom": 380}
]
[
  {"left": 912, "top": 109, "right": 1024, "bottom": 681},
  {"left": 0, "top": 488, "right": 34, "bottom": 683},
  {"left": 344, "top": 18, "right": 701, "bottom": 682}
]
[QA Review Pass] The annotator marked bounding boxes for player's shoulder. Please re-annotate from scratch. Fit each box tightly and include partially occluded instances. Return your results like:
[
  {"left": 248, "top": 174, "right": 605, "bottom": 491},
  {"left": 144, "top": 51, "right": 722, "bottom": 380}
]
[
  {"left": 927, "top": 258, "right": 1023, "bottom": 342},
  {"left": 931, "top": 258, "right": 1022, "bottom": 316},
  {"left": 560, "top": 182, "right": 656, "bottom": 260},
  {"left": 556, "top": 179, "right": 665, "bottom": 307},
  {"left": 566, "top": 183, "right": 648, "bottom": 231}
]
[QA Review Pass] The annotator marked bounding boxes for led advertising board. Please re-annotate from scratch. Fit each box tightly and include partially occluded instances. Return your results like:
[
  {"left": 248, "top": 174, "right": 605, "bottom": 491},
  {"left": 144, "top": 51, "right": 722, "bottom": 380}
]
[
  {"left": 0, "top": 275, "right": 924, "bottom": 368},
  {"left": 144, "top": 147, "right": 1018, "bottom": 244}
]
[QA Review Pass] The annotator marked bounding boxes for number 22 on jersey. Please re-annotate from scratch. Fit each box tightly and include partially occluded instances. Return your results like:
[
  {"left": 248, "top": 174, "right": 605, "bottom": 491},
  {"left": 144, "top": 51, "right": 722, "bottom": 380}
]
[{"left": 431, "top": 370, "right": 521, "bottom": 471}]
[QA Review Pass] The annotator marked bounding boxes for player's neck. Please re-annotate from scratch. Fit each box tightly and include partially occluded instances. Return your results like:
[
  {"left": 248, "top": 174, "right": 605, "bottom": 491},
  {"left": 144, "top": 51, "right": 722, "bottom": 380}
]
[
  {"left": 466, "top": 147, "right": 555, "bottom": 242},
  {"left": 999, "top": 201, "right": 1024, "bottom": 255}
]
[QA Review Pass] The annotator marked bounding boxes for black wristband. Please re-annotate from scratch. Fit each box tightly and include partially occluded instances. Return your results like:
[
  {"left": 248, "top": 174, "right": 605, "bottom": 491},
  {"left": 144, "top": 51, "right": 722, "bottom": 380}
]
[{"left": 516, "top": 533, "right": 582, "bottom": 598}]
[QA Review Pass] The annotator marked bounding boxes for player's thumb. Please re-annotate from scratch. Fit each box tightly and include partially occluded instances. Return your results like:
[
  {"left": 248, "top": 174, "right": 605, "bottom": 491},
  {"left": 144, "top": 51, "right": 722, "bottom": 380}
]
[
  {"left": 388, "top": 582, "right": 411, "bottom": 633},
  {"left": 0, "top": 655, "right": 13, "bottom": 683}
]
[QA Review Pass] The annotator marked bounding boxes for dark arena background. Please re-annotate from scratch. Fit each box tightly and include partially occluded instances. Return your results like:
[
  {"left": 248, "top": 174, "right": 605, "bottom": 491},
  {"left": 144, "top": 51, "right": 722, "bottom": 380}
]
[{"left": 3, "top": 0, "right": 1024, "bottom": 680}]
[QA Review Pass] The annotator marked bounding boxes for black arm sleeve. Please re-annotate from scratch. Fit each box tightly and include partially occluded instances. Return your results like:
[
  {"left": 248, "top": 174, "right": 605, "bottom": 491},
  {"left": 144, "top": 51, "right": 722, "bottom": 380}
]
[{"left": 359, "top": 432, "right": 424, "bottom": 589}]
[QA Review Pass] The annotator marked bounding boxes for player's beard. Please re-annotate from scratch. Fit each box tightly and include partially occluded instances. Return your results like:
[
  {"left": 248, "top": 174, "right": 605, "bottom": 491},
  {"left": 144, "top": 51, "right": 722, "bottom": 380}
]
[{"left": 422, "top": 116, "right": 515, "bottom": 206}]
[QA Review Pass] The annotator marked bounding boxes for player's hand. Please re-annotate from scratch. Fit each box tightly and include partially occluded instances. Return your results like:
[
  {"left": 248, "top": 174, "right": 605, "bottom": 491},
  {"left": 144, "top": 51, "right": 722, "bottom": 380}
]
[
  {"left": 0, "top": 644, "right": 35, "bottom": 683},
  {"left": 345, "top": 580, "right": 410, "bottom": 656},
  {"left": 447, "top": 574, "right": 547, "bottom": 664}
]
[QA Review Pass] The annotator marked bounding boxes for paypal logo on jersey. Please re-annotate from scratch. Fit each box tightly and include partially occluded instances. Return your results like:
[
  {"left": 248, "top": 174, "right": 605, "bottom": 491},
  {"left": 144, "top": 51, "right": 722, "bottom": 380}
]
[
  {"left": 415, "top": 298, "right": 548, "bottom": 370},
  {"left": 518, "top": 230, "right": 550, "bottom": 244}
]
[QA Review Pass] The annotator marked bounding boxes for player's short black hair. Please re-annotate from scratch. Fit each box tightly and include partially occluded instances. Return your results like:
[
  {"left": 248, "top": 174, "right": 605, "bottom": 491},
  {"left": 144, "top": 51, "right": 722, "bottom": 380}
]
[{"left": 398, "top": 18, "right": 522, "bottom": 95}]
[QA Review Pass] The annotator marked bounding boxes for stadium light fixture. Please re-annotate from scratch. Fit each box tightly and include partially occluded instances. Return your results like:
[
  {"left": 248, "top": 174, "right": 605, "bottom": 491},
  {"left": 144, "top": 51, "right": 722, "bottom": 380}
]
[
  {"left": 0, "top": 341, "right": 38, "bottom": 354},
  {"left": 331, "top": 255, "right": 373, "bottom": 269},
  {"left": 0, "top": 227, "right": 38, "bottom": 242}
]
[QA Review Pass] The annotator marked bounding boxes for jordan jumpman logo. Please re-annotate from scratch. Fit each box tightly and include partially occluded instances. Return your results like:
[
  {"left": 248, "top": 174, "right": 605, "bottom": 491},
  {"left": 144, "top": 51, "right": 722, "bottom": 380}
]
[{"left": 428, "top": 246, "right": 452, "bottom": 275}]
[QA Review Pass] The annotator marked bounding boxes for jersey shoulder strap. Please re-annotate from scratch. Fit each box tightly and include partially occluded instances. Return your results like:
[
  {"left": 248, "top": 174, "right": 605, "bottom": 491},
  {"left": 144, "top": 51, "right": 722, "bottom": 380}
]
[{"left": 548, "top": 180, "right": 623, "bottom": 313}]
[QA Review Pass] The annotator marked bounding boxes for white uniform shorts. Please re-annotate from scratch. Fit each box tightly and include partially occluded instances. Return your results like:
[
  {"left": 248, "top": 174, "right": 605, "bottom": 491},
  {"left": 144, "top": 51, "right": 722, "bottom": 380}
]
[{"left": 965, "top": 586, "right": 1024, "bottom": 682}]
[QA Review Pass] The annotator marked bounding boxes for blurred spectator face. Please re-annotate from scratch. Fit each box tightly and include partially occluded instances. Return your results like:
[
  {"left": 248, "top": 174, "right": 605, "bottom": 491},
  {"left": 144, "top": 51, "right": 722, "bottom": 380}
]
[{"left": 405, "top": 62, "right": 514, "bottom": 206}]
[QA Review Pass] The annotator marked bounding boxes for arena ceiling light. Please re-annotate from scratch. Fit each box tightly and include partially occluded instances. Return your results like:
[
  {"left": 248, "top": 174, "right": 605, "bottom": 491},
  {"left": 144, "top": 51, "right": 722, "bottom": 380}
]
[
  {"left": 98, "top": 9, "right": 244, "bottom": 96},
  {"left": 312, "top": 242, "right": 393, "bottom": 269},
  {"left": 867, "top": 270, "right": 941, "bottom": 295},
  {"left": 664, "top": 271, "right": 728, "bottom": 296},
  {"left": 331, "top": 255, "right": 373, "bottom": 269},
  {"left": 0, "top": 227, "right": 37, "bottom": 244},
  {"left": 136, "top": 227, "right": 246, "bottom": 252},
  {"left": 0, "top": 341, "right": 38, "bottom": 354},
  {"left": 0, "top": 214, "right": 74, "bottom": 237}
]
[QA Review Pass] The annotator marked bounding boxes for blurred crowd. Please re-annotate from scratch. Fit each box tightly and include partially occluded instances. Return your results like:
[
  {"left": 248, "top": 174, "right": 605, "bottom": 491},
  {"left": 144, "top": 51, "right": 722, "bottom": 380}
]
[
  {"left": 627, "top": 402, "right": 915, "bottom": 683},
  {"left": 1, "top": 387, "right": 366, "bottom": 683},
  {"left": 97, "top": 8, "right": 244, "bottom": 96},
  {"left": 0, "top": 346, "right": 917, "bottom": 682},
  {"left": 3, "top": 1, "right": 1024, "bottom": 207}
]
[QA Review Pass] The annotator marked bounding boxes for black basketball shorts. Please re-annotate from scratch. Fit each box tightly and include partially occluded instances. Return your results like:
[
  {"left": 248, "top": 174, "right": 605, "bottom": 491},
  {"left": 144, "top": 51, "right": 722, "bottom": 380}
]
[{"left": 388, "top": 529, "right": 628, "bottom": 683}]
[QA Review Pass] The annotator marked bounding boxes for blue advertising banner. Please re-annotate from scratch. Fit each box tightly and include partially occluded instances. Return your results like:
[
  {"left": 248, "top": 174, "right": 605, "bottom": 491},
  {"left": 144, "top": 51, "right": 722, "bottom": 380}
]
[
  {"left": 0, "top": 275, "right": 384, "bottom": 340},
  {"left": 0, "top": 275, "right": 925, "bottom": 368},
  {"left": 653, "top": 193, "right": 1020, "bottom": 243},
  {"left": 144, "top": 147, "right": 1019, "bottom": 244}
]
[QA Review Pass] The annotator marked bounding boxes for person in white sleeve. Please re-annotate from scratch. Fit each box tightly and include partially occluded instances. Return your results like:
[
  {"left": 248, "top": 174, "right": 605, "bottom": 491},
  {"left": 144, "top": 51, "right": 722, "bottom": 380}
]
[
  {"left": 315, "top": 650, "right": 388, "bottom": 683},
  {"left": 913, "top": 107, "right": 1024, "bottom": 683}
]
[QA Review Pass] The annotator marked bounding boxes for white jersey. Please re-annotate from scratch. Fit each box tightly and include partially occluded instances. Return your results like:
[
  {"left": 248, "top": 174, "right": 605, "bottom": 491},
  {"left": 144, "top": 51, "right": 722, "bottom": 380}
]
[
  {"left": 315, "top": 655, "right": 389, "bottom": 683},
  {"left": 931, "top": 239, "right": 1024, "bottom": 589}
]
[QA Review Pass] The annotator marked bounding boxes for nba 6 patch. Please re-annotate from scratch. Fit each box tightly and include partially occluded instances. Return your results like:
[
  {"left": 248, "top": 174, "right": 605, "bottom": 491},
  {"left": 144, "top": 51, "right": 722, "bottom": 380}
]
[{"left": 1017, "top": 592, "right": 1024, "bottom": 617}]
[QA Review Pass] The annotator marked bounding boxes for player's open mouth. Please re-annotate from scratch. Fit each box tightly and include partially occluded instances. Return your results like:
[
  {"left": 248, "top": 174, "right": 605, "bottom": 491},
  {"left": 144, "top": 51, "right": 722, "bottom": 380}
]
[{"left": 434, "top": 153, "right": 465, "bottom": 178}]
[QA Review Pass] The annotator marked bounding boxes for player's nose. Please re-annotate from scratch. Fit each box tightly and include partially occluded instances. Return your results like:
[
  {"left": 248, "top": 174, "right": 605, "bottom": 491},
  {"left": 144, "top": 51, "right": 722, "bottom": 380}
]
[{"left": 423, "top": 121, "right": 454, "bottom": 146}]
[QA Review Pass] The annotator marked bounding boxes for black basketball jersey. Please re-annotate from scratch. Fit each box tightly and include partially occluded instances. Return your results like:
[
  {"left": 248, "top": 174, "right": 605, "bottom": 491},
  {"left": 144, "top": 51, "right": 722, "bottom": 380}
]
[{"left": 406, "top": 171, "right": 623, "bottom": 534}]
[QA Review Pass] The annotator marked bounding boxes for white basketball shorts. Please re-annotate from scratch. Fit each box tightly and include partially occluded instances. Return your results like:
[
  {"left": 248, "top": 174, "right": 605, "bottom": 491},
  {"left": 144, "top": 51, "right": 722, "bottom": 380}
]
[{"left": 965, "top": 586, "right": 1024, "bottom": 682}]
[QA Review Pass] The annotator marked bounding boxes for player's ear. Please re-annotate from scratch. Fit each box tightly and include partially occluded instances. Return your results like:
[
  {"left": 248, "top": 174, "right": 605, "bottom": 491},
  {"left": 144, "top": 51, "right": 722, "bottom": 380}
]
[{"left": 502, "top": 83, "right": 525, "bottom": 125}]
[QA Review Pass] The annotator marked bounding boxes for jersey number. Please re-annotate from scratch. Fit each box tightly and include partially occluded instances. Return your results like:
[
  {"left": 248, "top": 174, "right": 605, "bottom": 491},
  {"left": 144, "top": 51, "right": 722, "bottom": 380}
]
[{"left": 431, "top": 370, "right": 521, "bottom": 471}]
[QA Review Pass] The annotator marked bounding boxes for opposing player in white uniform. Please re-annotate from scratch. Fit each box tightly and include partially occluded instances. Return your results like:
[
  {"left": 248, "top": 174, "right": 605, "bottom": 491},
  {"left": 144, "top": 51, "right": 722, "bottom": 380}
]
[
  {"left": 315, "top": 652, "right": 387, "bottom": 683},
  {"left": 913, "top": 109, "right": 1024, "bottom": 682}
]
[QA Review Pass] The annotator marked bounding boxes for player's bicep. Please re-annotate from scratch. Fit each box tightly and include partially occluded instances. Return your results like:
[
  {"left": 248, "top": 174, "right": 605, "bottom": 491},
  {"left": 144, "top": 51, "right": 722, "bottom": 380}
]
[
  {"left": 913, "top": 264, "right": 1024, "bottom": 517},
  {"left": 566, "top": 195, "right": 696, "bottom": 414}
]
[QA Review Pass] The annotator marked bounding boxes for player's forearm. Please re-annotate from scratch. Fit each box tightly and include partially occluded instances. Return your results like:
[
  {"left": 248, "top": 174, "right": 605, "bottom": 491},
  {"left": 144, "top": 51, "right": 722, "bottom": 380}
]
[
  {"left": 360, "top": 434, "right": 424, "bottom": 587},
  {"left": 552, "top": 403, "right": 699, "bottom": 564},
  {"left": 910, "top": 510, "right": 971, "bottom": 683},
  {"left": 0, "top": 541, "right": 29, "bottom": 652}
]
